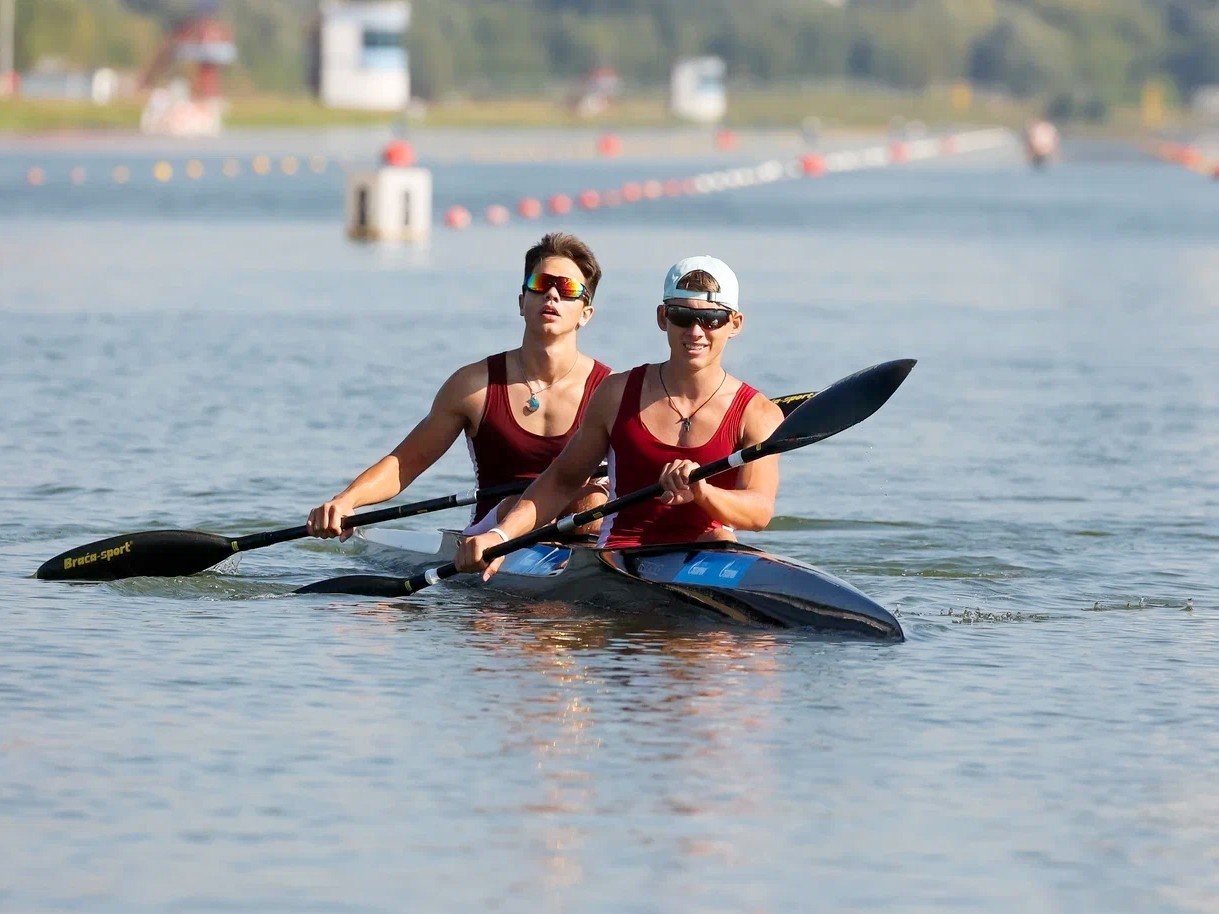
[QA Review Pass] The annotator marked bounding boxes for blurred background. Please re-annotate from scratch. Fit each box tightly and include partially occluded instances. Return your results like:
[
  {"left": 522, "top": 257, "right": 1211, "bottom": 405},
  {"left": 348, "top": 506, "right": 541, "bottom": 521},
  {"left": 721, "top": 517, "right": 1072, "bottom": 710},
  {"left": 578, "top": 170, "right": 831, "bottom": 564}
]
[
  {"left": 3, "top": 6, "right": 1218, "bottom": 913},
  {"left": 0, "top": 0, "right": 1216, "bottom": 136}
]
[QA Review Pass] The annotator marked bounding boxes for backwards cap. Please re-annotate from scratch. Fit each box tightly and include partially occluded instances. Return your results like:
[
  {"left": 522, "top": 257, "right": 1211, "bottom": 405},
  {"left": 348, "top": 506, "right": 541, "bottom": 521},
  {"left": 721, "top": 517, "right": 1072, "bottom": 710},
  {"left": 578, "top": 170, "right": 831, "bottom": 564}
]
[{"left": 662, "top": 255, "right": 740, "bottom": 312}]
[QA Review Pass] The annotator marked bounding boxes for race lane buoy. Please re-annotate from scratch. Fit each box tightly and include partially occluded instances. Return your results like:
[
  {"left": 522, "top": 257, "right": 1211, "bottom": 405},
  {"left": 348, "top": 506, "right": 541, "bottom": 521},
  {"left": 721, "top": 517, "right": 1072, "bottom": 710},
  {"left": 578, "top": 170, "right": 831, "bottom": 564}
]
[{"left": 346, "top": 141, "right": 432, "bottom": 242}]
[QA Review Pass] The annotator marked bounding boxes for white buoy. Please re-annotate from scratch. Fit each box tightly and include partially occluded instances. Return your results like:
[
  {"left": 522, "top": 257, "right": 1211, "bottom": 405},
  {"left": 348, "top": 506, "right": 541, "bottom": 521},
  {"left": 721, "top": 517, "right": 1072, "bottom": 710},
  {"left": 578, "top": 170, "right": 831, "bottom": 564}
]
[{"left": 345, "top": 166, "right": 432, "bottom": 243}]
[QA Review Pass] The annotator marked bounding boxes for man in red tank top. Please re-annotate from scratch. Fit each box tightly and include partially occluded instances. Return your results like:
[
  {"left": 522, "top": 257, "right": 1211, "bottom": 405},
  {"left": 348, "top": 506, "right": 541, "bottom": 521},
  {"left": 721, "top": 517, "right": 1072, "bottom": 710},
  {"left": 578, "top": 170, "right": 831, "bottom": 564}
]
[
  {"left": 306, "top": 232, "right": 613, "bottom": 540},
  {"left": 456, "top": 254, "right": 785, "bottom": 578}
]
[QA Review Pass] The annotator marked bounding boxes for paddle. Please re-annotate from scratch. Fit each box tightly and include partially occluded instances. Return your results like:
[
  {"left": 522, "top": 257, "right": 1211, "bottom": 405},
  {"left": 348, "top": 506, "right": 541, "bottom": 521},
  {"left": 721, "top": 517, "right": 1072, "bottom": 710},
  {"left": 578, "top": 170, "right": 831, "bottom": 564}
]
[
  {"left": 296, "top": 359, "right": 916, "bottom": 598},
  {"left": 35, "top": 390, "right": 819, "bottom": 583},
  {"left": 33, "top": 478, "right": 549, "bottom": 582}
]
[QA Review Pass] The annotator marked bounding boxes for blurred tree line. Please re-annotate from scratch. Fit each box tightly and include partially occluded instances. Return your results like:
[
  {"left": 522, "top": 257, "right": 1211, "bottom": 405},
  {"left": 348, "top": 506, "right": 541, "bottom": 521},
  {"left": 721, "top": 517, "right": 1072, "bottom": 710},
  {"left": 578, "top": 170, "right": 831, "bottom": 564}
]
[{"left": 10, "top": 0, "right": 1219, "bottom": 119}]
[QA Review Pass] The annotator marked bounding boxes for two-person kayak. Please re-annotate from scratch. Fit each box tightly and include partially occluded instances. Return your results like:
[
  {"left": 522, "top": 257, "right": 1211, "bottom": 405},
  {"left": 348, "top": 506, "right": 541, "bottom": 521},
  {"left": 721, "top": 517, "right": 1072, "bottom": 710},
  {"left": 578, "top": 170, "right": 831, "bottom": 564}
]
[{"left": 353, "top": 528, "right": 904, "bottom": 640}]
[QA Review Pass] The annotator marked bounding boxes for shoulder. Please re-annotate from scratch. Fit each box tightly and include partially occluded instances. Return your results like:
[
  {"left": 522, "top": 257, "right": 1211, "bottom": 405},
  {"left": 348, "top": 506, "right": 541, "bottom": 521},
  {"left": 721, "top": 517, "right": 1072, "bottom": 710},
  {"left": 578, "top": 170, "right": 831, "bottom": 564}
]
[
  {"left": 582, "top": 369, "right": 635, "bottom": 425},
  {"left": 740, "top": 386, "right": 783, "bottom": 439},
  {"left": 436, "top": 355, "right": 494, "bottom": 411},
  {"left": 590, "top": 369, "right": 632, "bottom": 403}
]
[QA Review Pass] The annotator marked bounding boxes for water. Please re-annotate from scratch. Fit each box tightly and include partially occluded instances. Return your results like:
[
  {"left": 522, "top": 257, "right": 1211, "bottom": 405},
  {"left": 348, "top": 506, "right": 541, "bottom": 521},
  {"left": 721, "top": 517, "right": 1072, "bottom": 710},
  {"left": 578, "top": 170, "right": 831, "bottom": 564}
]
[{"left": 2, "top": 128, "right": 1217, "bottom": 913}]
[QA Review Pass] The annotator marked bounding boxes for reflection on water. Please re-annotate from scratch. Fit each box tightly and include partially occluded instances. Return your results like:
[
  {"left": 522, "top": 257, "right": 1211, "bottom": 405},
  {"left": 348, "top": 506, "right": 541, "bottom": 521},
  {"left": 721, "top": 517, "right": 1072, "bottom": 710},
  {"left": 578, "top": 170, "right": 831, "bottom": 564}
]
[
  {"left": 2, "top": 135, "right": 1218, "bottom": 912},
  {"left": 463, "top": 605, "right": 788, "bottom": 895}
]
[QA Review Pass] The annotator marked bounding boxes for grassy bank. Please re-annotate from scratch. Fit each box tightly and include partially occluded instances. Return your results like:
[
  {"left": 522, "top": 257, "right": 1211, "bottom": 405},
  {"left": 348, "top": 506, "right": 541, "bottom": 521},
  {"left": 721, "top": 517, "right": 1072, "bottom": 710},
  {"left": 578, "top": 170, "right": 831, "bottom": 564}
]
[{"left": 0, "top": 86, "right": 1196, "bottom": 136}]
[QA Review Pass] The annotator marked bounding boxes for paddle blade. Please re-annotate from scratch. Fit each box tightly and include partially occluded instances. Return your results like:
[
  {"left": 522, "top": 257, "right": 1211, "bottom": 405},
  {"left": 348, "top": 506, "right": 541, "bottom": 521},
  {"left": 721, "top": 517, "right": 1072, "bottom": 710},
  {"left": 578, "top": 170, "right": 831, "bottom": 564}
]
[
  {"left": 36, "top": 530, "right": 235, "bottom": 581},
  {"left": 772, "top": 359, "right": 916, "bottom": 450},
  {"left": 295, "top": 575, "right": 413, "bottom": 597}
]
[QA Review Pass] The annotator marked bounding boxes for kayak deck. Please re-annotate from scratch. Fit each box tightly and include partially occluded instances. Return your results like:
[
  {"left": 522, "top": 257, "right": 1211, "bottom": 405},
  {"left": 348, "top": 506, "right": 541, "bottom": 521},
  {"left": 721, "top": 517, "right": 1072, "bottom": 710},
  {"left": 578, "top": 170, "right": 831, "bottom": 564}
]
[{"left": 355, "top": 529, "right": 903, "bottom": 641}]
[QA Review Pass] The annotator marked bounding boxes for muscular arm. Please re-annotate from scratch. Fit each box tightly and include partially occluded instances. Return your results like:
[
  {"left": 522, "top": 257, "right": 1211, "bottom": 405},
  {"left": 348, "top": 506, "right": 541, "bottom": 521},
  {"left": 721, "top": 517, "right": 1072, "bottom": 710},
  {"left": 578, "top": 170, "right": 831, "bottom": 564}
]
[
  {"left": 664, "top": 394, "right": 783, "bottom": 531},
  {"left": 454, "top": 374, "right": 623, "bottom": 575},
  {"left": 308, "top": 363, "right": 485, "bottom": 537}
]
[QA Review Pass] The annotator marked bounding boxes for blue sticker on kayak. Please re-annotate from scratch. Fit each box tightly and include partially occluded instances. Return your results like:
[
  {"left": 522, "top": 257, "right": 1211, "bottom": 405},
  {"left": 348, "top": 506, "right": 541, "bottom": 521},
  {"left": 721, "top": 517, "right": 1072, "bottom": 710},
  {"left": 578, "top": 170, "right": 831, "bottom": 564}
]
[
  {"left": 673, "top": 553, "right": 759, "bottom": 587},
  {"left": 501, "top": 545, "right": 571, "bottom": 577}
]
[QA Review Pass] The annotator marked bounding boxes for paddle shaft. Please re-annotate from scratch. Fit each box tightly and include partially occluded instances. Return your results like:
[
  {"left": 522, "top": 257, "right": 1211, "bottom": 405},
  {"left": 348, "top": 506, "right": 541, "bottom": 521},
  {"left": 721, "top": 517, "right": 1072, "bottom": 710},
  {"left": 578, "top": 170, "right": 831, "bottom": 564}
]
[
  {"left": 292, "top": 361, "right": 914, "bottom": 598},
  {"left": 227, "top": 478, "right": 539, "bottom": 551},
  {"left": 235, "top": 388, "right": 815, "bottom": 551},
  {"left": 395, "top": 431, "right": 802, "bottom": 595},
  {"left": 37, "top": 392, "right": 817, "bottom": 582}
]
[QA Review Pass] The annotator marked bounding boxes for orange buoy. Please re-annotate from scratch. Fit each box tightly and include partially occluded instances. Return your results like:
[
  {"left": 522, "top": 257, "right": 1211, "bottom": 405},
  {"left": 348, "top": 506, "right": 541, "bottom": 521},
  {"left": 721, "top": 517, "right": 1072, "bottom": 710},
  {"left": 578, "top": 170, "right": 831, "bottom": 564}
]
[
  {"left": 597, "top": 133, "right": 622, "bottom": 157},
  {"left": 714, "top": 128, "right": 737, "bottom": 151},
  {"left": 800, "top": 153, "right": 825, "bottom": 177},
  {"left": 383, "top": 140, "right": 416, "bottom": 168},
  {"left": 444, "top": 205, "right": 471, "bottom": 229}
]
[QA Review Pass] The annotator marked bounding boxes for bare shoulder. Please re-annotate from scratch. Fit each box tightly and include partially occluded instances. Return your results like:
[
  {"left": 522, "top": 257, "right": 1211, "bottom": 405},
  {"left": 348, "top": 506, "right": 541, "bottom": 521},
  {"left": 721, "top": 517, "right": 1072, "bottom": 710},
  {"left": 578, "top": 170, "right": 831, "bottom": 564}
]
[
  {"left": 742, "top": 387, "right": 784, "bottom": 442},
  {"left": 436, "top": 356, "right": 492, "bottom": 416},
  {"left": 594, "top": 369, "right": 631, "bottom": 399},
  {"left": 582, "top": 370, "right": 632, "bottom": 429}
]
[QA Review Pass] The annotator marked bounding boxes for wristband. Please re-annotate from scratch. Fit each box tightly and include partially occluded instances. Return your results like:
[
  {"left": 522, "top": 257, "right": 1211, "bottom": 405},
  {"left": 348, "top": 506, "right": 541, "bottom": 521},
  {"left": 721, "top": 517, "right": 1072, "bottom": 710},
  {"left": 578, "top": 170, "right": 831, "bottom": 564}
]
[{"left": 489, "top": 527, "right": 510, "bottom": 544}]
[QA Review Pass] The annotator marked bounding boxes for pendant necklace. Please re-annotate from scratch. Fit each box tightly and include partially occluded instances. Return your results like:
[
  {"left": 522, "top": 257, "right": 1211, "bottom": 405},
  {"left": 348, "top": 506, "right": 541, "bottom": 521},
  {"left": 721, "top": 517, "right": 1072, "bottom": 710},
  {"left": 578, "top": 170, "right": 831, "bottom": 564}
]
[
  {"left": 659, "top": 364, "right": 727, "bottom": 435},
  {"left": 522, "top": 352, "right": 579, "bottom": 413}
]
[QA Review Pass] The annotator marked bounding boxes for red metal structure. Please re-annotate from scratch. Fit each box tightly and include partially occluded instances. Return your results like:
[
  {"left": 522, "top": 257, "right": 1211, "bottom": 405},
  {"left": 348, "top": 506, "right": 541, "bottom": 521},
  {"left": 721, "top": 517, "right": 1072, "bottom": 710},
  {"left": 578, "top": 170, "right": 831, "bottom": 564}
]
[{"left": 140, "top": 0, "right": 236, "bottom": 101}]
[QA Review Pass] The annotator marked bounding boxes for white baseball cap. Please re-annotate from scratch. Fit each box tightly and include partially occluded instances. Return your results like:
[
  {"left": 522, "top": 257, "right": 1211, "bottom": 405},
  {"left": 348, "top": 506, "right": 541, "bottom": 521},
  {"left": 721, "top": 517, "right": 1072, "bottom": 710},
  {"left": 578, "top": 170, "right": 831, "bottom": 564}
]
[{"left": 662, "top": 255, "right": 740, "bottom": 312}]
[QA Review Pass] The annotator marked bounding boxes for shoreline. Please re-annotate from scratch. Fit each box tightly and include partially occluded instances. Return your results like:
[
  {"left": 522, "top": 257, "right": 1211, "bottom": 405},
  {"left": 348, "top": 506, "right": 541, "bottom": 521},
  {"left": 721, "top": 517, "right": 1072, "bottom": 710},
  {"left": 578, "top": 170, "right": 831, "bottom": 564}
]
[{"left": 2, "top": 89, "right": 1208, "bottom": 142}]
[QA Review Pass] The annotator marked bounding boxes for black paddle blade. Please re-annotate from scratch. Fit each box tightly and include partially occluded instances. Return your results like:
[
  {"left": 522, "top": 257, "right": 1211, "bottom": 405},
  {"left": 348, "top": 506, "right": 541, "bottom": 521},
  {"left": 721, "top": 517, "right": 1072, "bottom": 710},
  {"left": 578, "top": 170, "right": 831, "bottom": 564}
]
[
  {"left": 36, "top": 530, "right": 235, "bottom": 581},
  {"left": 295, "top": 575, "right": 414, "bottom": 597},
  {"left": 772, "top": 359, "right": 916, "bottom": 450}
]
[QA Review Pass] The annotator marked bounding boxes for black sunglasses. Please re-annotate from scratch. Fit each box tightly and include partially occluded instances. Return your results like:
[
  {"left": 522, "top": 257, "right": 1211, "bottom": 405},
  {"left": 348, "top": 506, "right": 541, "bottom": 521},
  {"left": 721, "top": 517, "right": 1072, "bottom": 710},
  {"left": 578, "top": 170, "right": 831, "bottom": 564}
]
[{"left": 664, "top": 304, "right": 734, "bottom": 330}]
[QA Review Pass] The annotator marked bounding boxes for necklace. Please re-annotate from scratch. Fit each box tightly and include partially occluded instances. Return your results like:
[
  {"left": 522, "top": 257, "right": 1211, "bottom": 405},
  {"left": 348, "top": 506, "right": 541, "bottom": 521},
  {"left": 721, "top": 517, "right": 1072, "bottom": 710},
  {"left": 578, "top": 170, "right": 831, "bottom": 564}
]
[
  {"left": 658, "top": 364, "right": 727, "bottom": 435},
  {"left": 521, "top": 351, "right": 579, "bottom": 413}
]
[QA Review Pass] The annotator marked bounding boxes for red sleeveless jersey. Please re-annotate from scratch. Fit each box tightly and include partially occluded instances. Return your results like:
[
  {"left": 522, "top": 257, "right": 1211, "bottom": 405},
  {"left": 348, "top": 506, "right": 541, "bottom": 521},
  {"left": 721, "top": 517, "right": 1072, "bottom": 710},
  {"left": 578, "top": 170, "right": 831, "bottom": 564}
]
[
  {"left": 467, "top": 352, "right": 612, "bottom": 523},
  {"left": 598, "top": 364, "right": 758, "bottom": 549}
]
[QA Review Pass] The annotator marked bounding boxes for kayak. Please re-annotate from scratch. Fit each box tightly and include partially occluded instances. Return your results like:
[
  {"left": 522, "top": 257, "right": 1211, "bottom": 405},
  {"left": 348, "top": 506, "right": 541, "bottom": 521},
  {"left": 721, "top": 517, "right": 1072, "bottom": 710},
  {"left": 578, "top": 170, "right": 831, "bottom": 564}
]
[{"left": 354, "top": 528, "right": 904, "bottom": 640}]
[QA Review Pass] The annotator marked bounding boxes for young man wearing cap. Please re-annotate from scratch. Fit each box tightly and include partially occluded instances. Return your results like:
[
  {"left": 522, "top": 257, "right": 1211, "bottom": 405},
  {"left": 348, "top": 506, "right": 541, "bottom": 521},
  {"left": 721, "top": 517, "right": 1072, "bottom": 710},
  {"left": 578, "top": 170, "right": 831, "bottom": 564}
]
[
  {"left": 306, "top": 232, "right": 613, "bottom": 541},
  {"left": 455, "top": 255, "right": 784, "bottom": 577}
]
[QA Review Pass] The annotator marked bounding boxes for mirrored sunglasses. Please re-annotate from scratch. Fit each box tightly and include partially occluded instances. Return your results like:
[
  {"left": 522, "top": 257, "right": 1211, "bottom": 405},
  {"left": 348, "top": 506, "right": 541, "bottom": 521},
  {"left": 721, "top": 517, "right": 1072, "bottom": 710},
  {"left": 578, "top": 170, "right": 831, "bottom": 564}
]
[
  {"left": 664, "top": 304, "right": 734, "bottom": 330},
  {"left": 523, "top": 272, "right": 588, "bottom": 300}
]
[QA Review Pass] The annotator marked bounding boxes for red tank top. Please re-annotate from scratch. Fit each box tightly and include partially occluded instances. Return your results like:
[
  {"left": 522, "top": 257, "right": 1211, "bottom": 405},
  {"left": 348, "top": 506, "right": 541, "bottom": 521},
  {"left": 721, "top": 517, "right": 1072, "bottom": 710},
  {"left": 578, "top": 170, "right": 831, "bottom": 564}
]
[
  {"left": 467, "top": 352, "right": 612, "bottom": 523},
  {"left": 599, "top": 364, "right": 758, "bottom": 549}
]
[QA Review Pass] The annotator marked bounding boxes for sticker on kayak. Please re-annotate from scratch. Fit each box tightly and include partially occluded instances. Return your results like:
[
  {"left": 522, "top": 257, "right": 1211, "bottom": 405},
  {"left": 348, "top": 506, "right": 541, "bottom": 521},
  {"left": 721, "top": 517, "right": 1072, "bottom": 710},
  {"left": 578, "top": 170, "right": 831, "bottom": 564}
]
[
  {"left": 673, "top": 552, "right": 759, "bottom": 587},
  {"left": 501, "top": 545, "right": 571, "bottom": 577}
]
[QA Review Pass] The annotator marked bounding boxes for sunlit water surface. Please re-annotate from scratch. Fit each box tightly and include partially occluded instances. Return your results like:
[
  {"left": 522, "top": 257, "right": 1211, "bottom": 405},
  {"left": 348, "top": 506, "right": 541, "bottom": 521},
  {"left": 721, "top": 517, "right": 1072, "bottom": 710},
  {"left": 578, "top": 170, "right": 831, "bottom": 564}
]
[{"left": 2, "top": 129, "right": 1217, "bottom": 913}]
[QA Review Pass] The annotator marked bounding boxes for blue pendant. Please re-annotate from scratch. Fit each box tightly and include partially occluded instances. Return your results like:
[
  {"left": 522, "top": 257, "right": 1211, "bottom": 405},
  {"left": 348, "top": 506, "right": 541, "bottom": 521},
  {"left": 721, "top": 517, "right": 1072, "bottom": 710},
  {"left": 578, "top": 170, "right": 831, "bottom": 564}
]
[{"left": 527, "top": 395, "right": 540, "bottom": 412}]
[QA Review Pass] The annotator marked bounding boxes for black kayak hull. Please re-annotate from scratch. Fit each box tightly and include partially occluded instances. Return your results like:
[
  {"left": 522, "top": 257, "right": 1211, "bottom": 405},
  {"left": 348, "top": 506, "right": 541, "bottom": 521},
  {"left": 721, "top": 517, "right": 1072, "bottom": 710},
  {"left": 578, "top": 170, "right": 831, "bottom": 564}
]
[{"left": 357, "top": 530, "right": 903, "bottom": 641}]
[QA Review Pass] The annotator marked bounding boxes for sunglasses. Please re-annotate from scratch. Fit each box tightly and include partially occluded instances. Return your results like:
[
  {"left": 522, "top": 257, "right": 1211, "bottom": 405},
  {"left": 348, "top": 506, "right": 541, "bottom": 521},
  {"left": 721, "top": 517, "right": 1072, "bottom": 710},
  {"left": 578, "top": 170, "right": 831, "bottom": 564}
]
[
  {"left": 523, "top": 272, "right": 588, "bottom": 301},
  {"left": 664, "top": 304, "right": 734, "bottom": 330}
]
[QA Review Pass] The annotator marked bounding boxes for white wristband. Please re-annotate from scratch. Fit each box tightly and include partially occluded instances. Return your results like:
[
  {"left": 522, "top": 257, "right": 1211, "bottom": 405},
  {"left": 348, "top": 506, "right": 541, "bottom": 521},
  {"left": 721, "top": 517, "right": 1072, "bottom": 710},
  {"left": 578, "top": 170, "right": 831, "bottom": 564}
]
[{"left": 488, "top": 526, "right": 510, "bottom": 543}]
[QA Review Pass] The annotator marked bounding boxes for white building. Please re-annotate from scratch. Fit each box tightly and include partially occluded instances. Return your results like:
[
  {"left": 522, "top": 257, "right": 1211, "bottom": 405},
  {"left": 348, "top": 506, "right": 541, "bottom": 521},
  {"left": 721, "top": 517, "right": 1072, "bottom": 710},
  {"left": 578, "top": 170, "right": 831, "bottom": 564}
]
[
  {"left": 670, "top": 57, "right": 726, "bottom": 124},
  {"left": 313, "top": 1, "right": 409, "bottom": 111}
]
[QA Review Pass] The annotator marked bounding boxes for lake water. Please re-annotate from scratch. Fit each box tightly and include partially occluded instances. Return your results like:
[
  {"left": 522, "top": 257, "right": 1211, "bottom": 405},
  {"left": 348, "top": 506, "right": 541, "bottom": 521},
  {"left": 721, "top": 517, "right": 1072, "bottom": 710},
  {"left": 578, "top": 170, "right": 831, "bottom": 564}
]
[{"left": 2, "top": 127, "right": 1217, "bottom": 913}]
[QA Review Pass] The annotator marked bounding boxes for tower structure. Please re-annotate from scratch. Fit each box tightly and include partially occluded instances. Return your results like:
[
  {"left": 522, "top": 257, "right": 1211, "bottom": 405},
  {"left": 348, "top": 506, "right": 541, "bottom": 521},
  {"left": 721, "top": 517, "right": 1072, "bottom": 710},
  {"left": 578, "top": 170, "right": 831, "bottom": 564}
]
[{"left": 139, "top": 1, "right": 237, "bottom": 135}]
